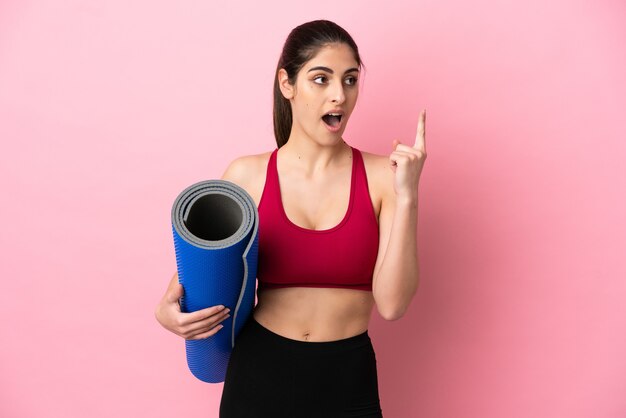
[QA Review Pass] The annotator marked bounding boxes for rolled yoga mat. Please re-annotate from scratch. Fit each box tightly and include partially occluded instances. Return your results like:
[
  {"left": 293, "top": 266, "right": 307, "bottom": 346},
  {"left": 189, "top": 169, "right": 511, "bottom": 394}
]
[{"left": 171, "top": 179, "right": 259, "bottom": 383}]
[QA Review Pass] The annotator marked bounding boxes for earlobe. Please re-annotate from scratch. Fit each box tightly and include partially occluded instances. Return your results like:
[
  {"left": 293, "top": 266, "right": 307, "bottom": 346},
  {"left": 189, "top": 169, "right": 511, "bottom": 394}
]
[{"left": 278, "top": 68, "right": 294, "bottom": 100}]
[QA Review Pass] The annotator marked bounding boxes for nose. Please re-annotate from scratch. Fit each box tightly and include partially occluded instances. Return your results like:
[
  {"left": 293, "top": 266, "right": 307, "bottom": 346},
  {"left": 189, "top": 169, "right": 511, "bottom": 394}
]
[{"left": 330, "top": 82, "right": 346, "bottom": 104}]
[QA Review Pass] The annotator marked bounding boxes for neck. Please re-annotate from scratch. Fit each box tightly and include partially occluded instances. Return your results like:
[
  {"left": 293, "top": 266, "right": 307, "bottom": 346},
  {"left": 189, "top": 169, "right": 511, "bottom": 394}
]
[
  {"left": 281, "top": 138, "right": 351, "bottom": 175},
  {"left": 280, "top": 125, "right": 351, "bottom": 174}
]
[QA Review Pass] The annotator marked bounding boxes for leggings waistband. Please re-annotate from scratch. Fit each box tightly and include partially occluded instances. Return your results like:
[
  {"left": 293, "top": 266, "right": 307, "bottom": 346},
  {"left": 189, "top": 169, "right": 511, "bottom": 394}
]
[{"left": 245, "top": 315, "right": 372, "bottom": 355}]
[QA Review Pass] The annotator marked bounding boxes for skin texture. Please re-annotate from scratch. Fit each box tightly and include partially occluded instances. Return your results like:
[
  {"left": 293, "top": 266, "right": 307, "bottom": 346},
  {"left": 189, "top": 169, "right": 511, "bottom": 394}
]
[{"left": 155, "top": 42, "right": 426, "bottom": 342}]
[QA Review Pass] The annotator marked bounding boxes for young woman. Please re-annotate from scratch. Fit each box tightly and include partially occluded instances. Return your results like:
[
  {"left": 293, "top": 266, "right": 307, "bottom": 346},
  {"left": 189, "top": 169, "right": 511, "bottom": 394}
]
[{"left": 155, "top": 19, "right": 426, "bottom": 417}]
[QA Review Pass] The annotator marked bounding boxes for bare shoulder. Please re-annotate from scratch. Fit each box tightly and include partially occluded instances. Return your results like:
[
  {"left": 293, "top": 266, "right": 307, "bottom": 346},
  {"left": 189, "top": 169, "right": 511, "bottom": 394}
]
[
  {"left": 358, "top": 149, "right": 395, "bottom": 217},
  {"left": 359, "top": 149, "right": 394, "bottom": 193},
  {"left": 221, "top": 150, "right": 274, "bottom": 206},
  {"left": 220, "top": 152, "right": 268, "bottom": 184}
]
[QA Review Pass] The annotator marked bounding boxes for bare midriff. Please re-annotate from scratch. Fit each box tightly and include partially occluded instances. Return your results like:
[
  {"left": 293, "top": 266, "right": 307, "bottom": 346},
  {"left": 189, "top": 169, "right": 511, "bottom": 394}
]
[{"left": 252, "top": 286, "right": 375, "bottom": 342}]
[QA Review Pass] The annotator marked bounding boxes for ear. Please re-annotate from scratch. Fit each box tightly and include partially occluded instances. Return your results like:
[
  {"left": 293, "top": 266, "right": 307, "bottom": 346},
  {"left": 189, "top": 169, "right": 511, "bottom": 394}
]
[{"left": 278, "top": 68, "right": 295, "bottom": 100}]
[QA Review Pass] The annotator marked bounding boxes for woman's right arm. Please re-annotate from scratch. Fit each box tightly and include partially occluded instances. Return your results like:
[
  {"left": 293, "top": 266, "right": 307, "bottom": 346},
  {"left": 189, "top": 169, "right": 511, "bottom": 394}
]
[
  {"left": 154, "top": 271, "right": 231, "bottom": 340},
  {"left": 155, "top": 155, "right": 251, "bottom": 340}
]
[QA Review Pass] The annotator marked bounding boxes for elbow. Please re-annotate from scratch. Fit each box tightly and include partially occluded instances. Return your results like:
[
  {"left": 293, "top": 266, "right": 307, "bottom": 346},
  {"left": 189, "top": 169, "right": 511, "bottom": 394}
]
[
  {"left": 377, "top": 286, "right": 419, "bottom": 321},
  {"left": 379, "top": 305, "right": 407, "bottom": 321}
]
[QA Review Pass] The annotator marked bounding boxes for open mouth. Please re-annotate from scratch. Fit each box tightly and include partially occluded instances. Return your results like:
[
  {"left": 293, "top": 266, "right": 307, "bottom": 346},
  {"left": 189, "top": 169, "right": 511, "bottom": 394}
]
[{"left": 321, "top": 113, "right": 343, "bottom": 129}]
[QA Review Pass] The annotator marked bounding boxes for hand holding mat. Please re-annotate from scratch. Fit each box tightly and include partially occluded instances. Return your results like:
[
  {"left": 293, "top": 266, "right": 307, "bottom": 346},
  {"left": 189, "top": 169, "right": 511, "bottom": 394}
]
[{"left": 171, "top": 179, "right": 259, "bottom": 383}]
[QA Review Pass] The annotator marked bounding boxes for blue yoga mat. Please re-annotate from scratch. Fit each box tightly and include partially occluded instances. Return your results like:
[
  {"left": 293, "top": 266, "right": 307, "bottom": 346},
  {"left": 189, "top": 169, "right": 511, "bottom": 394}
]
[{"left": 171, "top": 179, "right": 259, "bottom": 383}]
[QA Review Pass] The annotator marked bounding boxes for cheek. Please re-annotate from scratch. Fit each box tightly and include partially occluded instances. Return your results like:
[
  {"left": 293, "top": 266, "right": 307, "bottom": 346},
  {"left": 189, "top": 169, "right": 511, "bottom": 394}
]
[{"left": 349, "top": 90, "right": 359, "bottom": 106}]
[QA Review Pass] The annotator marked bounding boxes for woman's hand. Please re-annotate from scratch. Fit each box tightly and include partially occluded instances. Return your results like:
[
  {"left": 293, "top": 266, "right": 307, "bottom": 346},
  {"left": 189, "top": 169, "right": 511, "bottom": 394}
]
[
  {"left": 155, "top": 272, "right": 231, "bottom": 340},
  {"left": 389, "top": 109, "right": 427, "bottom": 201}
]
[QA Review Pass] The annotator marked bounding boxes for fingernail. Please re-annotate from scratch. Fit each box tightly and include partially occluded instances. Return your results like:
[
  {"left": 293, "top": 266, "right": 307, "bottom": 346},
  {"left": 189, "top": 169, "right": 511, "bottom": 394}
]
[
  {"left": 224, "top": 308, "right": 231, "bottom": 313},
  {"left": 218, "top": 305, "right": 225, "bottom": 310}
]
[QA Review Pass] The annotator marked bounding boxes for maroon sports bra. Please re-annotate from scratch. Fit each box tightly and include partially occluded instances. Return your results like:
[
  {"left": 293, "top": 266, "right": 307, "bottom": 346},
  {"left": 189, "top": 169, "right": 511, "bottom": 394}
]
[{"left": 257, "top": 145, "right": 379, "bottom": 291}]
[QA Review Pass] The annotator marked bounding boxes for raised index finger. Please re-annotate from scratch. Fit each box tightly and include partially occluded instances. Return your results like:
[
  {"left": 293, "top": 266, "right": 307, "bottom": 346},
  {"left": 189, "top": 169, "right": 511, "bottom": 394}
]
[{"left": 414, "top": 109, "right": 426, "bottom": 152}]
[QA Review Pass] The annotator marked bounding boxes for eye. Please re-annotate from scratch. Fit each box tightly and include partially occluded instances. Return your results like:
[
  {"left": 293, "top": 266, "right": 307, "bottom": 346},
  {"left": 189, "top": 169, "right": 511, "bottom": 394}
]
[
  {"left": 313, "top": 75, "right": 328, "bottom": 84},
  {"left": 345, "top": 76, "right": 358, "bottom": 86}
]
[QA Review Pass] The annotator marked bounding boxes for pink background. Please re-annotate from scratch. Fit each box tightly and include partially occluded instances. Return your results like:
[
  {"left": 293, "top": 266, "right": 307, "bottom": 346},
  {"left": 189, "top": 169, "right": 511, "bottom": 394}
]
[{"left": 1, "top": 0, "right": 625, "bottom": 417}]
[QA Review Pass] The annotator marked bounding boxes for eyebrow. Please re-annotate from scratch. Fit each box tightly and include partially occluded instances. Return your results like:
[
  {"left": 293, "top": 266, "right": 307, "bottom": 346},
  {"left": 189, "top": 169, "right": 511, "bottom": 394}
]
[{"left": 307, "top": 66, "right": 359, "bottom": 74}]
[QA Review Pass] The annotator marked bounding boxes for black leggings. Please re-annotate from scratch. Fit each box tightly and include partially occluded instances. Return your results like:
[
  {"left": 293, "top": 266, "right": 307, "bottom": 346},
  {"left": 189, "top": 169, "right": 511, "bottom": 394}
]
[{"left": 219, "top": 315, "right": 383, "bottom": 418}]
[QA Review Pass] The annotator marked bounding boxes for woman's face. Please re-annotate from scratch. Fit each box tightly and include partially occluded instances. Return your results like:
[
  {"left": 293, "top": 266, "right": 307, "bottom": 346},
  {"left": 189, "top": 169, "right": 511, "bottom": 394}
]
[{"left": 279, "top": 42, "right": 360, "bottom": 145}]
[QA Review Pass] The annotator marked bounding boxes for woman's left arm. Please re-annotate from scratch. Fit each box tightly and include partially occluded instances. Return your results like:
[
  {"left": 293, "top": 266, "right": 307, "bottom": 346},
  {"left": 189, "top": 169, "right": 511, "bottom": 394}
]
[{"left": 372, "top": 110, "right": 427, "bottom": 321}]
